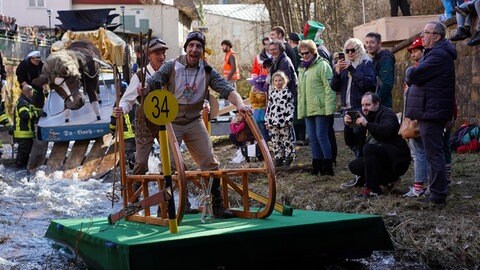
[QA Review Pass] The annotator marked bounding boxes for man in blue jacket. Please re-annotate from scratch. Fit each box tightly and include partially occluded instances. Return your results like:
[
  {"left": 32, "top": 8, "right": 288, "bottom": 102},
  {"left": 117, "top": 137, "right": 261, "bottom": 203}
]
[{"left": 405, "top": 21, "right": 457, "bottom": 206}]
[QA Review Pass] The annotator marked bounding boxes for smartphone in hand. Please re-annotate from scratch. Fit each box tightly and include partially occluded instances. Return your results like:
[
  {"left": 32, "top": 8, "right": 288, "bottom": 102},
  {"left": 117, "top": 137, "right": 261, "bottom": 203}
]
[
  {"left": 346, "top": 110, "right": 361, "bottom": 127},
  {"left": 338, "top": 52, "right": 345, "bottom": 61}
]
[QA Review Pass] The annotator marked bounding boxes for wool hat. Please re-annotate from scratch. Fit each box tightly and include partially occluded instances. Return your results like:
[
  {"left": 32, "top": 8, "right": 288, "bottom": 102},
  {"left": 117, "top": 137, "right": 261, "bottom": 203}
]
[
  {"left": 407, "top": 37, "right": 424, "bottom": 52},
  {"left": 183, "top": 31, "right": 206, "bottom": 52},
  {"left": 27, "top": 51, "right": 41, "bottom": 59},
  {"left": 147, "top": 38, "right": 169, "bottom": 52},
  {"left": 288, "top": 32, "right": 301, "bottom": 42},
  {"left": 303, "top": 21, "right": 325, "bottom": 41}
]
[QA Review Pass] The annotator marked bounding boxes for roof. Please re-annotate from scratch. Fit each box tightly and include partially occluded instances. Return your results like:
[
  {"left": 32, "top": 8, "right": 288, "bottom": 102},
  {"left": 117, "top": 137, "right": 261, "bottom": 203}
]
[{"left": 203, "top": 4, "right": 269, "bottom": 22}]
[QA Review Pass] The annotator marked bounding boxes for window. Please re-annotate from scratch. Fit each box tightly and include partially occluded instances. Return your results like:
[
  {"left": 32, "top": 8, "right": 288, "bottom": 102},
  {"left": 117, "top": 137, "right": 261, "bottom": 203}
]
[{"left": 29, "top": 0, "right": 45, "bottom": 8}]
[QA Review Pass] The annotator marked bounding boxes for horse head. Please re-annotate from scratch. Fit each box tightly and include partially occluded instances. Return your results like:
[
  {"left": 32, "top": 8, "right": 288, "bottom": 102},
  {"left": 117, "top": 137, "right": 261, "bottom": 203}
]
[{"left": 42, "top": 50, "right": 86, "bottom": 110}]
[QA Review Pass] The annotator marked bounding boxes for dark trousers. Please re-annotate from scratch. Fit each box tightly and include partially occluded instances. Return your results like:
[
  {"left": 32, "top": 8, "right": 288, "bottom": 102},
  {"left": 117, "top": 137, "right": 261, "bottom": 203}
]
[
  {"left": 390, "top": 0, "right": 411, "bottom": 16},
  {"left": 420, "top": 120, "right": 449, "bottom": 200},
  {"left": 348, "top": 144, "right": 408, "bottom": 193},
  {"left": 15, "top": 138, "right": 33, "bottom": 168},
  {"left": 328, "top": 115, "right": 337, "bottom": 164}
]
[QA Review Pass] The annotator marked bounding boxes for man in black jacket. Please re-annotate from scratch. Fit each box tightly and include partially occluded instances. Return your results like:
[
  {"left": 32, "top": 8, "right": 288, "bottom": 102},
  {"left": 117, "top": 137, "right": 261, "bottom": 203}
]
[{"left": 345, "top": 92, "right": 411, "bottom": 197}]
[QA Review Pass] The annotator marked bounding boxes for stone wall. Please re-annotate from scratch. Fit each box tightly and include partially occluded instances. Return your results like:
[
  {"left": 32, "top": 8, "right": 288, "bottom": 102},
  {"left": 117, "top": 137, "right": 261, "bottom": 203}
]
[{"left": 392, "top": 20, "right": 480, "bottom": 126}]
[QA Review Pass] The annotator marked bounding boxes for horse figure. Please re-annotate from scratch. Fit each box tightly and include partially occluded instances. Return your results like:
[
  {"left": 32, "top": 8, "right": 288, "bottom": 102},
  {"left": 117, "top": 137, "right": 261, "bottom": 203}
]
[{"left": 38, "top": 40, "right": 102, "bottom": 122}]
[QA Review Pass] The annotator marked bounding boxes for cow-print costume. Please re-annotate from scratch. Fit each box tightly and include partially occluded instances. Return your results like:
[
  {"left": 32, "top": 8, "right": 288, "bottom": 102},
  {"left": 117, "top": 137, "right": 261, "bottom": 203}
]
[{"left": 266, "top": 86, "right": 296, "bottom": 163}]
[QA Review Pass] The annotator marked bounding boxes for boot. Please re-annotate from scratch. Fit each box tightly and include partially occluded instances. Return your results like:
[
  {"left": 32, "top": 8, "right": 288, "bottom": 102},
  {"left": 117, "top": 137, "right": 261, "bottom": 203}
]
[
  {"left": 322, "top": 159, "right": 334, "bottom": 176},
  {"left": 274, "top": 158, "right": 284, "bottom": 168},
  {"left": 311, "top": 159, "right": 320, "bottom": 175},
  {"left": 319, "top": 159, "right": 326, "bottom": 175},
  {"left": 450, "top": 26, "right": 471, "bottom": 41},
  {"left": 211, "top": 178, "right": 234, "bottom": 219},
  {"left": 467, "top": 31, "right": 480, "bottom": 46}
]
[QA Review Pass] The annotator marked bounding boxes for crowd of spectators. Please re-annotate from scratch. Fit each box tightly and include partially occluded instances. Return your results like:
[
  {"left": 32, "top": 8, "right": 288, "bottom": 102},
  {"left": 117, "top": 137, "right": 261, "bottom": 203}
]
[{"left": 0, "top": 14, "right": 58, "bottom": 46}]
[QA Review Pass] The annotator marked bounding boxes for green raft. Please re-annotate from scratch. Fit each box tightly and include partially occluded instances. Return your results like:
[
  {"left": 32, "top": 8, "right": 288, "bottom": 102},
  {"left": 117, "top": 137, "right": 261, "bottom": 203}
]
[{"left": 45, "top": 210, "right": 393, "bottom": 269}]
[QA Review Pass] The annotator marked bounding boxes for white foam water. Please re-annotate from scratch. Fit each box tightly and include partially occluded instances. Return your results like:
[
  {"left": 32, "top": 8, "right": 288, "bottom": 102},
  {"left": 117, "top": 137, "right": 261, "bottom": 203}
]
[{"left": 0, "top": 165, "right": 122, "bottom": 269}]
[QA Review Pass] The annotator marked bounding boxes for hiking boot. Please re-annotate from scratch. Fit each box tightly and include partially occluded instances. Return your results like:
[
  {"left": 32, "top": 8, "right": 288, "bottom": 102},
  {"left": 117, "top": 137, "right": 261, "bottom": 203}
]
[
  {"left": 212, "top": 204, "right": 234, "bottom": 219},
  {"left": 340, "top": 175, "right": 363, "bottom": 188},
  {"left": 467, "top": 31, "right": 480, "bottom": 46},
  {"left": 450, "top": 26, "right": 471, "bottom": 41},
  {"left": 356, "top": 187, "right": 382, "bottom": 198},
  {"left": 403, "top": 186, "right": 426, "bottom": 198}
]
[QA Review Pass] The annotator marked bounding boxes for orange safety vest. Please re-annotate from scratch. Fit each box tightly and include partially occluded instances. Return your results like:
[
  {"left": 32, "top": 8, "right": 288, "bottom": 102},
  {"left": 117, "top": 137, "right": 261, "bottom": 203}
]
[{"left": 223, "top": 50, "right": 240, "bottom": 81}]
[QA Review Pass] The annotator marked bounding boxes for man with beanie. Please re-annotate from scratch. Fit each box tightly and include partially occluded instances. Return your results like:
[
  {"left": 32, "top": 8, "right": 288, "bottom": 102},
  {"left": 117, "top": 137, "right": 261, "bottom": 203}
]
[{"left": 144, "top": 31, "right": 249, "bottom": 218}]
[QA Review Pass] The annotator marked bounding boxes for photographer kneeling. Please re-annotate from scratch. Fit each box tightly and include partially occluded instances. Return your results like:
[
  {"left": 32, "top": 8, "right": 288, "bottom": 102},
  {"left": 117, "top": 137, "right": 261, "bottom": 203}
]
[{"left": 346, "top": 92, "right": 411, "bottom": 197}]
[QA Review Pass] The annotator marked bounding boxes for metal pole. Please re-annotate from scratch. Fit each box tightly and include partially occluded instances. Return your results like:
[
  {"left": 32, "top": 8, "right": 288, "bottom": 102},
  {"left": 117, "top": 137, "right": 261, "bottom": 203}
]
[
  {"left": 362, "top": 0, "right": 366, "bottom": 24},
  {"left": 47, "top": 9, "right": 52, "bottom": 43}
]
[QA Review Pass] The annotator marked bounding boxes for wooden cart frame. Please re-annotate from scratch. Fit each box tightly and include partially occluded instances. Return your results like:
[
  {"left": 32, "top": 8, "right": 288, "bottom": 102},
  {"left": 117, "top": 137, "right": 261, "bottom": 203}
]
[{"left": 115, "top": 110, "right": 282, "bottom": 226}]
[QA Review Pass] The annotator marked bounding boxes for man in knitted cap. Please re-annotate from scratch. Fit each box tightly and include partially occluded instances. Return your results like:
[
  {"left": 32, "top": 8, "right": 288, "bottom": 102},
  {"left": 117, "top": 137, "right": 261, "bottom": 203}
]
[{"left": 143, "top": 31, "right": 249, "bottom": 218}]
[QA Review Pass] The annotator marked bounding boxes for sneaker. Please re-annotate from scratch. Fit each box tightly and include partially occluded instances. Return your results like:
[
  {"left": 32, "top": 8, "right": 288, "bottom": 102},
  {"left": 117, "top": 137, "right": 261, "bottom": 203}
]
[
  {"left": 356, "top": 187, "right": 382, "bottom": 198},
  {"left": 403, "top": 186, "right": 426, "bottom": 198},
  {"left": 341, "top": 175, "right": 362, "bottom": 188}
]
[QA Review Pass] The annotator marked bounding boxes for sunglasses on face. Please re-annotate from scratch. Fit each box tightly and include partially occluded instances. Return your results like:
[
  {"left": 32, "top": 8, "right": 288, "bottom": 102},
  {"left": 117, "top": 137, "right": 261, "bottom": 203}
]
[
  {"left": 300, "top": 51, "right": 310, "bottom": 56},
  {"left": 345, "top": 48, "right": 356, "bottom": 54}
]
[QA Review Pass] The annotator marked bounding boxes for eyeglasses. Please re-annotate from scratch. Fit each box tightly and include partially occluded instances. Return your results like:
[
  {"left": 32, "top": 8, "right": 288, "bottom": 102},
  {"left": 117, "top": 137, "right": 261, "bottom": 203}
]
[
  {"left": 300, "top": 51, "right": 310, "bottom": 56},
  {"left": 345, "top": 48, "right": 356, "bottom": 54},
  {"left": 422, "top": 30, "right": 438, "bottom": 36}
]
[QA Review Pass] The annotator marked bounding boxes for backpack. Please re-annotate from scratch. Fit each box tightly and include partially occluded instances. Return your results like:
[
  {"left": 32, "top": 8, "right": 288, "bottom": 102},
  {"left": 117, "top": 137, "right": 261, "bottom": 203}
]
[{"left": 450, "top": 124, "right": 480, "bottom": 153}]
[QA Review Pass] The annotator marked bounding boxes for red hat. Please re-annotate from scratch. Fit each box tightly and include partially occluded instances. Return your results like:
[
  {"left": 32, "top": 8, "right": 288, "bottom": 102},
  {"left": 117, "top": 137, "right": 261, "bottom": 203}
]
[{"left": 407, "top": 37, "right": 423, "bottom": 52}]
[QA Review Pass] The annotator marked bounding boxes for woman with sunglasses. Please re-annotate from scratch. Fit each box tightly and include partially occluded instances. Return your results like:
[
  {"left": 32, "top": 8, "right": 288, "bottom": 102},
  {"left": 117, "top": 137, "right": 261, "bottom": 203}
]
[
  {"left": 330, "top": 38, "right": 377, "bottom": 187},
  {"left": 297, "top": 39, "right": 336, "bottom": 176}
]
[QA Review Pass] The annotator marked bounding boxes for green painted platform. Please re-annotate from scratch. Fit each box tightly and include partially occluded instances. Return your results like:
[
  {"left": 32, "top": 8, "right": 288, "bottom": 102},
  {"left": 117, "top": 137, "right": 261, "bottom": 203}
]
[{"left": 45, "top": 210, "right": 393, "bottom": 269}]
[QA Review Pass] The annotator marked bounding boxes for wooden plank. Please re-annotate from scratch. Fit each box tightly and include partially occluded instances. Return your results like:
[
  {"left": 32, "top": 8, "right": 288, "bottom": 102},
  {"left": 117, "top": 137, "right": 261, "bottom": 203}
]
[
  {"left": 76, "top": 137, "right": 106, "bottom": 180},
  {"left": 63, "top": 140, "right": 91, "bottom": 179},
  {"left": 92, "top": 138, "right": 117, "bottom": 180},
  {"left": 27, "top": 139, "right": 49, "bottom": 172},
  {"left": 45, "top": 141, "right": 70, "bottom": 175}
]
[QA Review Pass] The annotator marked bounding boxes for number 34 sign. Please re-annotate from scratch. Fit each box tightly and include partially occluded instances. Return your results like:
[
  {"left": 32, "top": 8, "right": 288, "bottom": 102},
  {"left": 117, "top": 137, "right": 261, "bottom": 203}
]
[{"left": 143, "top": 90, "right": 178, "bottom": 125}]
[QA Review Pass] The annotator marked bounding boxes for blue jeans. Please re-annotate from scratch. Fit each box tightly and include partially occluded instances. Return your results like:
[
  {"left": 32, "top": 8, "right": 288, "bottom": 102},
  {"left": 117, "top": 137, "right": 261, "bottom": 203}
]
[
  {"left": 408, "top": 137, "right": 428, "bottom": 184},
  {"left": 305, "top": 115, "right": 331, "bottom": 159}
]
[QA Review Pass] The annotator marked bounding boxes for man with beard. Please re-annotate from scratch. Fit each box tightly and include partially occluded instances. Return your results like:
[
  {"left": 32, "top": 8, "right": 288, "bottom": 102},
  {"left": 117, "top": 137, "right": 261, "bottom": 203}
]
[
  {"left": 144, "top": 31, "right": 249, "bottom": 218},
  {"left": 346, "top": 92, "right": 410, "bottom": 197},
  {"left": 221, "top": 39, "right": 240, "bottom": 90}
]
